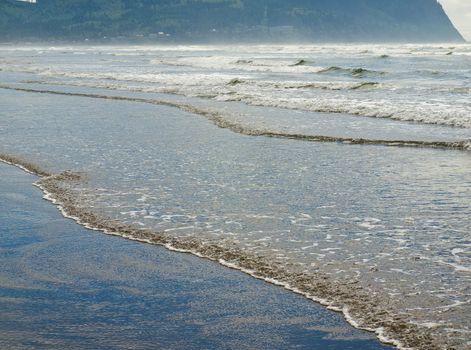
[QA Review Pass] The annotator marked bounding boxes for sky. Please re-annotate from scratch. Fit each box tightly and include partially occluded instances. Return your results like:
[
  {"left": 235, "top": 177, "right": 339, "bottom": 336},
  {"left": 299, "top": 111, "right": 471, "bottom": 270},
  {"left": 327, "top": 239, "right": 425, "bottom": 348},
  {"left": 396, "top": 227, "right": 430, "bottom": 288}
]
[{"left": 439, "top": 0, "right": 471, "bottom": 41}]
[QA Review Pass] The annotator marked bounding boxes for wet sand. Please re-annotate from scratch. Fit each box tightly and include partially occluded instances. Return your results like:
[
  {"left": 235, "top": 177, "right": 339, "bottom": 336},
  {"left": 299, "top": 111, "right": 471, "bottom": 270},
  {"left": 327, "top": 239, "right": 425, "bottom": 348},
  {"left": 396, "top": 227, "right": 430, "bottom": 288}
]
[{"left": 0, "top": 162, "right": 393, "bottom": 350}]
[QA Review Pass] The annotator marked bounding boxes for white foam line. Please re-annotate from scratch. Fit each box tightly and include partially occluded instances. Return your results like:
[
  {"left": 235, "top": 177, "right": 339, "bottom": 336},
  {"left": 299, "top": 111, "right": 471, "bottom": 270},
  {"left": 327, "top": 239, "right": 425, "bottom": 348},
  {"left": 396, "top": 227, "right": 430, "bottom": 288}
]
[
  {"left": 2, "top": 158, "right": 412, "bottom": 350},
  {"left": 0, "top": 158, "right": 38, "bottom": 176}
]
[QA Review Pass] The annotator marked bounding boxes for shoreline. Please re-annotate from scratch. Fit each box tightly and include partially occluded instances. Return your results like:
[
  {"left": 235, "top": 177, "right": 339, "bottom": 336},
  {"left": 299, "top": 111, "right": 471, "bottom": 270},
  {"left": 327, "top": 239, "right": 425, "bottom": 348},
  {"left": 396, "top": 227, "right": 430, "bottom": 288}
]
[
  {"left": 0, "top": 159, "right": 389, "bottom": 349},
  {"left": 1, "top": 154, "right": 404, "bottom": 349}
]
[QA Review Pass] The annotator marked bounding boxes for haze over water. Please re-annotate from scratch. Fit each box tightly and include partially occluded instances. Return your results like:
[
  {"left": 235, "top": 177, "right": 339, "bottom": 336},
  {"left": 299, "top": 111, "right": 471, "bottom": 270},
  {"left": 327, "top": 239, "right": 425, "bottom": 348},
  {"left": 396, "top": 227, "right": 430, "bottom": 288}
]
[{"left": 0, "top": 44, "right": 470, "bottom": 350}]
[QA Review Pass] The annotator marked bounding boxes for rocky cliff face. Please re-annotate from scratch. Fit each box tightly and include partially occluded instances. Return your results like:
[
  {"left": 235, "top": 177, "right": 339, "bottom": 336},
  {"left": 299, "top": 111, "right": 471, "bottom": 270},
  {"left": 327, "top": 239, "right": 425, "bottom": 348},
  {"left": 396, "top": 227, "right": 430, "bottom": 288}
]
[{"left": 0, "top": 0, "right": 464, "bottom": 42}]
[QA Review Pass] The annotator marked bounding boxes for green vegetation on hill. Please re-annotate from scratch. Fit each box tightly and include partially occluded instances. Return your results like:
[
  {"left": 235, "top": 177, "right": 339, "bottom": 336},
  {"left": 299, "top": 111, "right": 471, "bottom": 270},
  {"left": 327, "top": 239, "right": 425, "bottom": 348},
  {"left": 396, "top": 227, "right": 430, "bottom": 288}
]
[{"left": 0, "top": 0, "right": 464, "bottom": 42}]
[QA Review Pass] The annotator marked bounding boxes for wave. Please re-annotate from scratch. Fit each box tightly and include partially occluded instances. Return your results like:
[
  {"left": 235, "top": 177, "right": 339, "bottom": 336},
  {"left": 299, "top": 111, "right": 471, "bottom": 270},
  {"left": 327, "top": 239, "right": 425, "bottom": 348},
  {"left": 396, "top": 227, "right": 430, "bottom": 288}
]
[
  {"left": 3, "top": 64, "right": 468, "bottom": 126},
  {"left": 349, "top": 81, "right": 380, "bottom": 90},
  {"left": 150, "top": 57, "right": 388, "bottom": 77},
  {"left": 1, "top": 85, "right": 469, "bottom": 154},
  {"left": 242, "top": 97, "right": 471, "bottom": 129},
  {"left": 234, "top": 59, "right": 254, "bottom": 65},
  {"left": 151, "top": 56, "right": 328, "bottom": 74},
  {"left": 274, "top": 81, "right": 380, "bottom": 91},
  {"left": 226, "top": 79, "right": 380, "bottom": 91},
  {"left": 8, "top": 74, "right": 469, "bottom": 129},
  {"left": 290, "top": 59, "right": 310, "bottom": 66},
  {"left": 8, "top": 65, "right": 468, "bottom": 99},
  {"left": 0, "top": 153, "right": 447, "bottom": 350},
  {"left": 317, "top": 66, "right": 386, "bottom": 77},
  {"left": 227, "top": 78, "right": 246, "bottom": 86}
]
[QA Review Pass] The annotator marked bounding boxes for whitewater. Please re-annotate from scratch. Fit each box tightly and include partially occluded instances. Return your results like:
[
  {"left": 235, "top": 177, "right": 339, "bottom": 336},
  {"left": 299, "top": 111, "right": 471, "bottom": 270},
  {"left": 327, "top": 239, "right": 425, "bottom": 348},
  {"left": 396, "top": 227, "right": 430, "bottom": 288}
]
[{"left": 0, "top": 44, "right": 470, "bottom": 350}]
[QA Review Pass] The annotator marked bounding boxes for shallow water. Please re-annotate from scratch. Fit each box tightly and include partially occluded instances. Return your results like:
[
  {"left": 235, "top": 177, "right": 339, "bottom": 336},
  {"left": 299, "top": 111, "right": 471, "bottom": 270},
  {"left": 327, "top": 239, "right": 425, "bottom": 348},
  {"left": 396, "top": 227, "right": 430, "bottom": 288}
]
[
  {"left": 0, "top": 44, "right": 470, "bottom": 350},
  {"left": 0, "top": 163, "right": 393, "bottom": 350}
]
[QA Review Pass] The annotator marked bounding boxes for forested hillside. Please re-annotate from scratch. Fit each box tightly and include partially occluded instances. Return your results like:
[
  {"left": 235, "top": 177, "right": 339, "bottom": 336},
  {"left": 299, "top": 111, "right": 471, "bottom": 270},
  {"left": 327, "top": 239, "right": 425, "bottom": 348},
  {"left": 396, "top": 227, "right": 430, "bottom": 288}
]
[{"left": 0, "top": 0, "right": 464, "bottom": 42}]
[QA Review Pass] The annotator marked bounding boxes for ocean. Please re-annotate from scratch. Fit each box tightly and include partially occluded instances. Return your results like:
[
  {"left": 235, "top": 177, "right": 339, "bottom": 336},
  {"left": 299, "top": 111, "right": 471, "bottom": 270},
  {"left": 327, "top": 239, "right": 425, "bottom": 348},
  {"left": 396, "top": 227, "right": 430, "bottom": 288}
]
[{"left": 1, "top": 44, "right": 470, "bottom": 350}]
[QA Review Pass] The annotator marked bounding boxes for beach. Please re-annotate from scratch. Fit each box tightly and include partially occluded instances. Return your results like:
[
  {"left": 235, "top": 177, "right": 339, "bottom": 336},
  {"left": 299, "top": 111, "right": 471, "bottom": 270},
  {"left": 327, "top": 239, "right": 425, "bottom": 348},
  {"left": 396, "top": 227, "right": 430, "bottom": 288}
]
[
  {"left": 0, "top": 44, "right": 470, "bottom": 349},
  {"left": 0, "top": 161, "right": 392, "bottom": 350}
]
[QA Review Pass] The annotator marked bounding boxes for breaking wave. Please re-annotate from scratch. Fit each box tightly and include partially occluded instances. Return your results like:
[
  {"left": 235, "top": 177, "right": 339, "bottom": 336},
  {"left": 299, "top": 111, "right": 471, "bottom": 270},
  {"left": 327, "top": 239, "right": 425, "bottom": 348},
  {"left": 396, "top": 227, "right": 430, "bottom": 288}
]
[
  {"left": 151, "top": 56, "right": 333, "bottom": 73},
  {"left": 317, "top": 66, "right": 386, "bottom": 77},
  {"left": 1, "top": 62, "right": 469, "bottom": 129},
  {"left": 290, "top": 59, "right": 310, "bottom": 66},
  {"left": 227, "top": 78, "right": 380, "bottom": 91}
]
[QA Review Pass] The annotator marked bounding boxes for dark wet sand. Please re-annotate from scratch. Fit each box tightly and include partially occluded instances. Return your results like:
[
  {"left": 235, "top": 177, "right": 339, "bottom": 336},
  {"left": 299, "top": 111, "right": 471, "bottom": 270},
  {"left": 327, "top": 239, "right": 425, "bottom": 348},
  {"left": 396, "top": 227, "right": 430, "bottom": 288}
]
[{"left": 0, "top": 162, "right": 393, "bottom": 350}]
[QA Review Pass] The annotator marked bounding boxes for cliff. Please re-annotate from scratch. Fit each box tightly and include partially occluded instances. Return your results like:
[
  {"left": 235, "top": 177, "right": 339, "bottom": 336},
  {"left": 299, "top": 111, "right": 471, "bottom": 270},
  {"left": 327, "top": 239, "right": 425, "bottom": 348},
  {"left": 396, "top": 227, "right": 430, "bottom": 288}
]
[{"left": 0, "top": 0, "right": 464, "bottom": 42}]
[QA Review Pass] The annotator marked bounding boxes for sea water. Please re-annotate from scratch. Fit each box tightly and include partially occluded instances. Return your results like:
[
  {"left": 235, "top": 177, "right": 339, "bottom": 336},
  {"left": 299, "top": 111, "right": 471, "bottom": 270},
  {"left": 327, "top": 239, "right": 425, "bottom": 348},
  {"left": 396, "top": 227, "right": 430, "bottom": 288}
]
[{"left": 0, "top": 44, "right": 470, "bottom": 350}]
